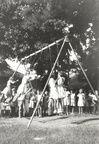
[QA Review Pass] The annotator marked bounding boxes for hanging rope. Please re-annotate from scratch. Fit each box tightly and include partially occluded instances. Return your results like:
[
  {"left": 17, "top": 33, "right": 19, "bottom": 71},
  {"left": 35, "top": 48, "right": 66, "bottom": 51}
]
[
  {"left": 30, "top": 54, "right": 37, "bottom": 68},
  {"left": 27, "top": 37, "right": 67, "bottom": 129},
  {"left": 31, "top": 53, "right": 41, "bottom": 70},
  {"left": 68, "top": 42, "right": 95, "bottom": 94},
  {"left": 48, "top": 46, "right": 52, "bottom": 68},
  {"left": 56, "top": 42, "right": 59, "bottom": 67},
  {"left": 37, "top": 51, "right": 43, "bottom": 62}
]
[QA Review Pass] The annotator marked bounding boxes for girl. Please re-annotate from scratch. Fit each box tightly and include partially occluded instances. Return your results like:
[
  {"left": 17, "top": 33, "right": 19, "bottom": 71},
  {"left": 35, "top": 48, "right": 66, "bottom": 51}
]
[
  {"left": 77, "top": 89, "right": 85, "bottom": 115},
  {"left": 2, "top": 76, "right": 18, "bottom": 100},
  {"left": 49, "top": 76, "right": 58, "bottom": 114},
  {"left": 70, "top": 90, "right": 76, "bottom": 114},
  {"left": 36, "top": 90, "right": 43, "bottom": 117},
  {"left": 57, "top": 72, "right": 65, "bottom": 113},
  {"left": 63, "top": 87, "right": 70, "bottom": 115},
  {"left": 29, "top": 90, "right": 36, "bottom": 116}
]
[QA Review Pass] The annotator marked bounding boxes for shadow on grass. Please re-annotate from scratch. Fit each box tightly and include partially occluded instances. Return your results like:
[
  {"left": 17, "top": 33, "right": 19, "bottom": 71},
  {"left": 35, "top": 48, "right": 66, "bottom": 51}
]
[
  {"left": 39, "top": 116, "right": 69, "bottom": 123},
  {"left": 71, "top": 118, "right": 99, "bottom": 125},
  {"left": 26, "top": 115, "right": 69, "bottom": 123}
]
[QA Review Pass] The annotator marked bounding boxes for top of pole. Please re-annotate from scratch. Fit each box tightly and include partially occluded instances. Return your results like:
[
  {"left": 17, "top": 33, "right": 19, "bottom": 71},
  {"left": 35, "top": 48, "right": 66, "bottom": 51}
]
[{"left": 10, "top": 37, "right": 65, "bottom": 79}]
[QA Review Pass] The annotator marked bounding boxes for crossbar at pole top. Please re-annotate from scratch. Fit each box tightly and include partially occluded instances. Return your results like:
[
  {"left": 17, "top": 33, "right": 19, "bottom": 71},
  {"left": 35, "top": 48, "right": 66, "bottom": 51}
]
[
  {"left": 22, "top": 38, "right": 64, "bottom": 61},
  {"left": 11, "top": 38, "right": 64, "bottom": 78}
]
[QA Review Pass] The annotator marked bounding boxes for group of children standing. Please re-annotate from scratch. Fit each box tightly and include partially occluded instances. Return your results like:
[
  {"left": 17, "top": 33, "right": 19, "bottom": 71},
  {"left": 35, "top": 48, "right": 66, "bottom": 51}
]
[
  {"left": 48, "top": 87, "right": 99, "bottom": 116},
  {"left": 0, "top": 70, "right": 99, "bottom": 118},
  {"left": 48, "top": 72, "right": 99, "bottom": 116}
]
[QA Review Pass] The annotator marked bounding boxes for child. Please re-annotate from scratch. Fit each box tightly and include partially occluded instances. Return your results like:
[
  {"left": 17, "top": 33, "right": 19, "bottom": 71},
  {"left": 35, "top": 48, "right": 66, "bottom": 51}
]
[
  {"left": 63, "top": 87, "right": 70, "bottom": 115},
  {"left": 29, "top": 90, "right": 36, "bottom": 116},
  {"left": 49, "top": 76, "right": 58, "bottom": 114},
  {"left": 10, "top": 87, "right": 17, "bottom": 117},
  {"left": 42, "top": 91, "right": 49, "bottom": 116},
  {"left": 2, "top": 76, "right": 18, "bottom": 99},
  {"left": 35, "top": 90, "right": 43, "bottom": 117},
  {"left": 89, "top": 90, "right": 99, "bottom": 114},
  {"left": 77, "top": 89, "right": 85, "bottom": 115},
  {"left": 70, "top": 90, "right": 76, "bottom": 114},
  {"left": 57, "top": 72, "right": 65, "bottom": 113}
]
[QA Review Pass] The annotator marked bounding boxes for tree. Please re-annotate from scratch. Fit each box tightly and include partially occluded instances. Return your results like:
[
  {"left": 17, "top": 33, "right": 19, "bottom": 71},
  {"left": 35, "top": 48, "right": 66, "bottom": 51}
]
[{"left": 0, "top": 0, "right": 99, "bottom": 89}]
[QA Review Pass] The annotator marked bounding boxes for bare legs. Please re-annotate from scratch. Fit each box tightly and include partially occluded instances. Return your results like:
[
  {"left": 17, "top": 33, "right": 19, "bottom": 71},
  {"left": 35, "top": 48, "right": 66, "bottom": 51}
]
[{"left": 79, "top": 106, "right": 83, "bottom": 115}]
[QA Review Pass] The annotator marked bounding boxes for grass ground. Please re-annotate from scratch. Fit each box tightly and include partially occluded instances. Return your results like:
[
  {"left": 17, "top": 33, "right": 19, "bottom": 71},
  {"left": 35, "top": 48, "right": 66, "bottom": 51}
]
[{"left": 0, "top": 114, "right": 99, "bottom": 144}]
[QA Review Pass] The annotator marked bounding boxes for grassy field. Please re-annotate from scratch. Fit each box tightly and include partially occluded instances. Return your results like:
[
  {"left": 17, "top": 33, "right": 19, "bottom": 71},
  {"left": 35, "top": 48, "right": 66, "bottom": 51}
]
[{"left": 0, "top": 114, "right": 99, "bottom": 144}]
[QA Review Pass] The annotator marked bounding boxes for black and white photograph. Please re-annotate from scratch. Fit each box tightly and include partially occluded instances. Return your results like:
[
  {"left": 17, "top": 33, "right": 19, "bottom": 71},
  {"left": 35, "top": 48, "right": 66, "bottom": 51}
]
[{"left": 0, "top": 0, "right": 99, "bottom": 144}]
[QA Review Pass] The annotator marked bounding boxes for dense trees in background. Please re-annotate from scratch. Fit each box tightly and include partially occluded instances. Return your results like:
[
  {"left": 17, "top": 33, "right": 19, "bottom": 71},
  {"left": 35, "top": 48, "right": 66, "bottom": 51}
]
[{"left": 0, "top": 0, "right": 99, "bottom": 89}]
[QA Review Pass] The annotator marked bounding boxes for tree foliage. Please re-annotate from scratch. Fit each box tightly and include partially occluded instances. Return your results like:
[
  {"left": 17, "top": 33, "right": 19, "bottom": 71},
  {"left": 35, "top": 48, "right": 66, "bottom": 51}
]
[{"left": 0, "top": 0, "right": 99, "bottom": 88}]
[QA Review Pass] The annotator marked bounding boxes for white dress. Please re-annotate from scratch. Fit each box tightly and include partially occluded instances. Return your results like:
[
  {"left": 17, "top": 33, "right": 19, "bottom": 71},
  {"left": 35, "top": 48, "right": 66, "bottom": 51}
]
[
  {"left": 49, "top": 78, "right": 58, "bottom": 100},
  {"left": 70, "top": 93, "right": 76, "bottom": 106},
  {"left": 2, "top": 79, "right": 12, "bottom": 98},
  {"left": 29, "top": 96, "right": 35, "bottom": 108},
  {"left": 17, "top": 75, "right": 30, "bottom": 95},
  {"left": 57, "top": 77, "right": 65, "bottom": 98},
  {"left": 64, "top": 91, "right": 70, "bottom": 106},
  {"left": 77, "top": 93, "right": 85, "bottom": 107},
  {"left": 13, "top": 75, "right": 30, "bottom": 102}
]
